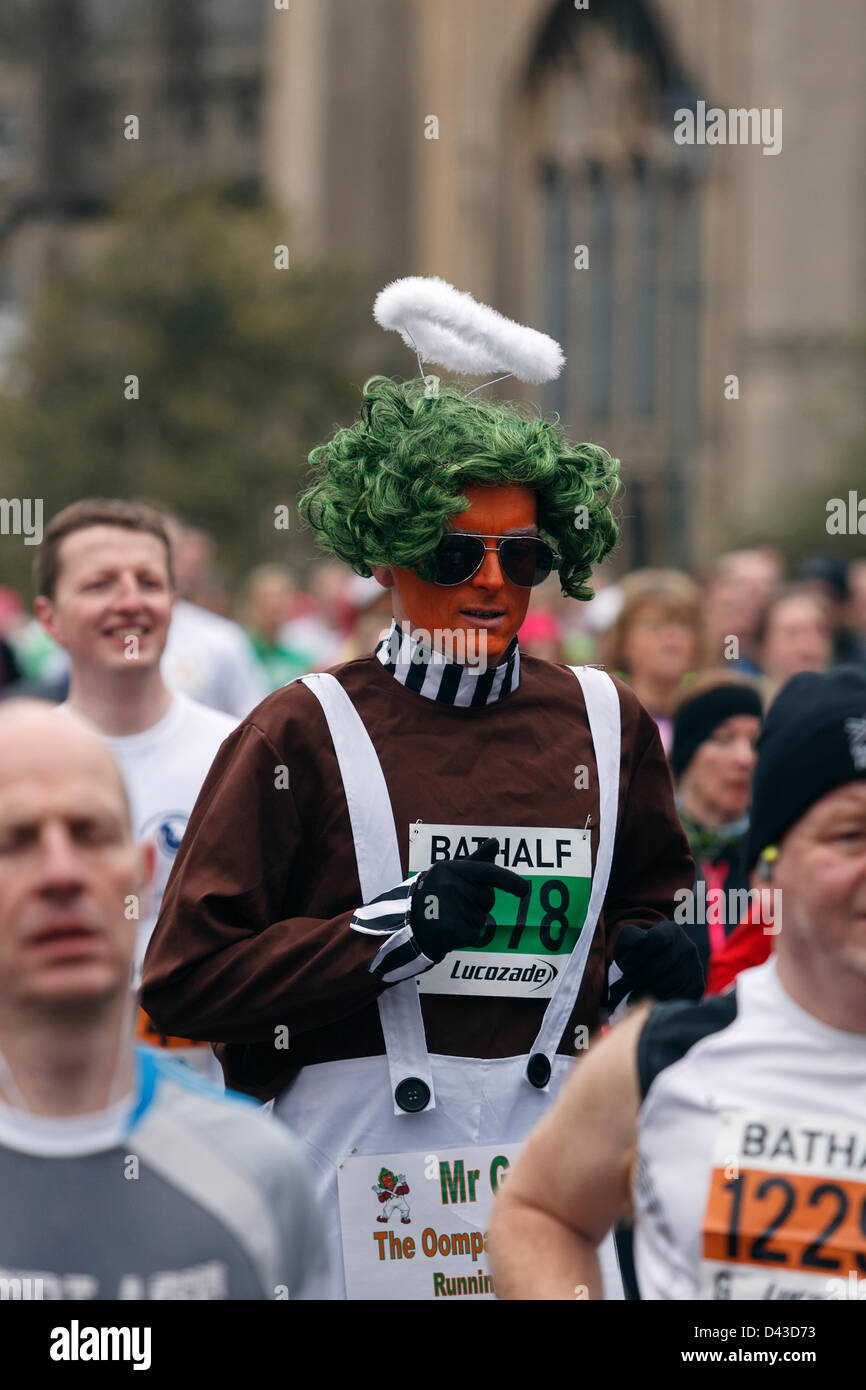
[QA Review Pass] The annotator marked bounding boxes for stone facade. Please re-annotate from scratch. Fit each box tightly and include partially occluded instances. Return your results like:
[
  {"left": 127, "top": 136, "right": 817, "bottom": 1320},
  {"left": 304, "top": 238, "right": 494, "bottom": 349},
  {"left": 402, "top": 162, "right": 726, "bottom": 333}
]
[
  {"left": 0, "top": 0, "right": 862, "bottom": 566},
  {"left": 264, "top": 0, "right": 866, "bottom": 567}
]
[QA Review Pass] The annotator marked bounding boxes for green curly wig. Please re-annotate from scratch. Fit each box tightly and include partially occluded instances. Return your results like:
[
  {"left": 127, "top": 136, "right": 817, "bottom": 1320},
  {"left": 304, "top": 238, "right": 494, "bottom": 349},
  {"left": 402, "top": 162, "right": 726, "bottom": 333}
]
[{"left": 299, "top": 376, "right": 620, "bottom": 600}]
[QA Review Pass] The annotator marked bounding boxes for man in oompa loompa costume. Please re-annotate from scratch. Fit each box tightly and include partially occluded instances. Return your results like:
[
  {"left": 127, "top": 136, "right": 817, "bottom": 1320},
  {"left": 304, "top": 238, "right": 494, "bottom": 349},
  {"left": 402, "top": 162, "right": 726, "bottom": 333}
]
[{"left": 143, "top": 278, "right": 701, "bottom": 1299}]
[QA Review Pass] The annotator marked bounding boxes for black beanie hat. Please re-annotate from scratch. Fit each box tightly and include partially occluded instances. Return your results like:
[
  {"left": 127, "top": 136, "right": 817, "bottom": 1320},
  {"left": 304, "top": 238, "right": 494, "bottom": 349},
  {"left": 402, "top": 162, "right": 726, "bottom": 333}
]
[
  {"left": 671, "top": 682, "right": 763, "bottom": 778},
  {"left": 745, "top": 666, "right": 866, "bottom": 870}
]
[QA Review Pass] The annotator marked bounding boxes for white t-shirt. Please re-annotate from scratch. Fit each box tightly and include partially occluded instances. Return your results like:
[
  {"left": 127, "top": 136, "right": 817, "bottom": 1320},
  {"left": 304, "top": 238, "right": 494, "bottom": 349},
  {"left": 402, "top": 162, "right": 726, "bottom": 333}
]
[
  {"left": 59, "top": 692, "right": 236, "bottom": 965},
  {"left": 58, "top": 693, "right": 237, "bottom": 1084},
  {"left": 278, "top": 614, "right": 344, "bottom": 668},
  {"left": 162, "top": 599, "right": 268, "bottom": 719},
  {"left": 633, "top": 958, "right": 866, "bottom": 1300}
]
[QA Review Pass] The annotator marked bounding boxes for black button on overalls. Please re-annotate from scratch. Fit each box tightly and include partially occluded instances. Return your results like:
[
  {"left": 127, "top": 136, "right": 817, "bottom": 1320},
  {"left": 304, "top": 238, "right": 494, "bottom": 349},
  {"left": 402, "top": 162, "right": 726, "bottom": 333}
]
[
  {"left": 394, "top": 1077, "right": 431, "bottom": 1112},
  {"left": 526, "top": 1053, "right": 551, "bottom": 1089}
]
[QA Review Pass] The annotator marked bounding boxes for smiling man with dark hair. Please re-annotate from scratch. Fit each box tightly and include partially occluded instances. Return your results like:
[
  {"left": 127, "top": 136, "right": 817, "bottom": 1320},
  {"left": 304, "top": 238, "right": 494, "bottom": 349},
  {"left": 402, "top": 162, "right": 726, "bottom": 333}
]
[{"left": 34, "top": 500, "right": 237, "bottom": 1075}]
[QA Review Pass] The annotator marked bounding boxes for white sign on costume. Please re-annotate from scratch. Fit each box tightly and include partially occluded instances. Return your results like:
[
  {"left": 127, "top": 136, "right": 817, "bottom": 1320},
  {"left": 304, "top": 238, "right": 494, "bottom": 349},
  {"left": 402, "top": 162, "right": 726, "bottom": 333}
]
[{"left": 339, "top": 1142, "right": 518, "bottom": 1300}]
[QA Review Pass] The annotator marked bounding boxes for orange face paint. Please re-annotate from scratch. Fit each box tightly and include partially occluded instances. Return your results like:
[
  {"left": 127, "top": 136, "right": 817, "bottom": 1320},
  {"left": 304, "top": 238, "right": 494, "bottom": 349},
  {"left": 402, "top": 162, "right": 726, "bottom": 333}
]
[{"left": 390, "top": 484, "right": 537, "bottom": 666}]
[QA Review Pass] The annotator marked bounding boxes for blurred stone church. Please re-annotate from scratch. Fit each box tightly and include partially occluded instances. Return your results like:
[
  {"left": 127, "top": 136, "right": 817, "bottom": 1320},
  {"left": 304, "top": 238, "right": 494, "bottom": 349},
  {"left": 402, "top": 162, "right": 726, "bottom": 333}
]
[{"left": 0, "top": 0, "right": 863, "bottom": 568}]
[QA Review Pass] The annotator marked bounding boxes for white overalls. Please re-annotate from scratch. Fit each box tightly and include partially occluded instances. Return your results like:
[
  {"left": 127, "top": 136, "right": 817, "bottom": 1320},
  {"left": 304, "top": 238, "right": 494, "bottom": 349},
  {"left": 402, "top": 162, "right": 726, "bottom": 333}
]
[{"left": 276, "top": 665, "right": 624, "bottom": 1299}]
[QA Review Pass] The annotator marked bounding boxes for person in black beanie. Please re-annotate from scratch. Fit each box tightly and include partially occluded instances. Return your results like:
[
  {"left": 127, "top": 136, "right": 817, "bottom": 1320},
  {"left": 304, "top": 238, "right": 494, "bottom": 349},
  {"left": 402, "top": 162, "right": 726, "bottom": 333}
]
[
  {"left": 707, "top": 664, "right": 866, "bottom": 991},
  {"left": 670, "top": 672, "right": 763, "bottom": 977},
  {"left": 745, "top": 665, "right": 866, "bottom": 869}
]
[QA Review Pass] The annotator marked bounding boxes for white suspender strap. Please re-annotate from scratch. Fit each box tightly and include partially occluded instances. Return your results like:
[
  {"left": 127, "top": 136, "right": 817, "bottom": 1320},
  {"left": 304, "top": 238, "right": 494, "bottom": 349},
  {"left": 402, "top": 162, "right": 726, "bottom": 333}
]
[
  {"left": 527, "top": 666, "right": 621, "bottom": 1076},
  {"left": 299, "top": 673, "right": 436, "bottom": 1115}
]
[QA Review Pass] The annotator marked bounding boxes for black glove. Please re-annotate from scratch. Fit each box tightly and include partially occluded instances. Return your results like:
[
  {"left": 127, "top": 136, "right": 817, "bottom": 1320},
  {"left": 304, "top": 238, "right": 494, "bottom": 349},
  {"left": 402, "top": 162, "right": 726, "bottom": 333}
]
[
  {"left": 410, "top": 838, "right": 529, "bottom": 963},
  {"left": 607, "top": 921, "right": 704, "bottom": 1013}
]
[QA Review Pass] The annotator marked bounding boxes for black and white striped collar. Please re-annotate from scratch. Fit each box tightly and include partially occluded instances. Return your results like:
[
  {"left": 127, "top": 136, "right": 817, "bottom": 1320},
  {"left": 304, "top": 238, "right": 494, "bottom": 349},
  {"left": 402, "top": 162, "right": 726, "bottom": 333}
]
[{"left": 375, "top": 619, "right": 520, "bottom": 707}]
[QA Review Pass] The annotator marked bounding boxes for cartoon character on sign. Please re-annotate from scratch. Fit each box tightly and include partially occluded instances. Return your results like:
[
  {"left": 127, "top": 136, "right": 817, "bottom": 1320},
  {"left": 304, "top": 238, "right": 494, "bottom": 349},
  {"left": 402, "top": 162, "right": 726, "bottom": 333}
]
[{"left": 372, "top": 1167, "right": 411, "bottom": 1224}]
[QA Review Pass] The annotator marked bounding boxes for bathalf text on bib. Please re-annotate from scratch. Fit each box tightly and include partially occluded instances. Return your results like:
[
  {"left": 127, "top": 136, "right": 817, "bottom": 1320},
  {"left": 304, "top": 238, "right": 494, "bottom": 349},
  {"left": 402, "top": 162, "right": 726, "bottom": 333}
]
[{"left": 699, "top": 1109, "right": 866, "bottom": 1300}]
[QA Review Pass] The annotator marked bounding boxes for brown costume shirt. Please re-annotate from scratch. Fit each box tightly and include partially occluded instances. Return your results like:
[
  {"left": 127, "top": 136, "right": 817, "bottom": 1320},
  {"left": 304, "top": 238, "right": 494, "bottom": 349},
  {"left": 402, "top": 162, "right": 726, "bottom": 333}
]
[{"left": 142, "top": 654, "right": 693, "bottom": 1100}]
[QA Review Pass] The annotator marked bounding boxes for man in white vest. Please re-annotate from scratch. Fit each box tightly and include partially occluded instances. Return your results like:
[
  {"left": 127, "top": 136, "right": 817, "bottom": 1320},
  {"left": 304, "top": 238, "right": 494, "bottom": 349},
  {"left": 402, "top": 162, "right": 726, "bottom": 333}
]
[{"left": 489, "top": 667, "right": 866, "bottom": 1302}]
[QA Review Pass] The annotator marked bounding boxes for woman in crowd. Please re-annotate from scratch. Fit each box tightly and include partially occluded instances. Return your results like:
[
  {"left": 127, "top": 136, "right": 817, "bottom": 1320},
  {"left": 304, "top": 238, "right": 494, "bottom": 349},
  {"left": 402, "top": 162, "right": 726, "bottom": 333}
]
[{"left": 602, "top": 569, "right": 704, "bottom": 752}]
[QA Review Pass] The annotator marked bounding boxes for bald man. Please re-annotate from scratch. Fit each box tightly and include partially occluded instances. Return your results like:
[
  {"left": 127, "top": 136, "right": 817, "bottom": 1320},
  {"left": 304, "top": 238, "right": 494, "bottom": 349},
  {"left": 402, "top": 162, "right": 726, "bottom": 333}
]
[{"left": 0, "top": 701, "right": 326, "bottom": 1300}]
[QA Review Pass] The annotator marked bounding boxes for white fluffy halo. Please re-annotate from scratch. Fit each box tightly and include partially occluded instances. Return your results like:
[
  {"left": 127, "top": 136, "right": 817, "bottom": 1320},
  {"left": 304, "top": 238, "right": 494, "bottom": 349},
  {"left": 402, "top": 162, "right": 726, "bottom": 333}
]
[{"left": 373, "top": 276, "right": 565, "bottom": 384}]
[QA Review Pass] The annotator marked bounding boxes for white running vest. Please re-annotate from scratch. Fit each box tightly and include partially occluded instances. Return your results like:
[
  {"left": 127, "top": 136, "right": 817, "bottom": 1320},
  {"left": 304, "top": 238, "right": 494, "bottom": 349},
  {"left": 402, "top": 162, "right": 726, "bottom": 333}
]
[
  {"left": 277, "top": 665, "right": 624, "bottom": 1300},
  {"left": 634, "top": 958, "right": 866, "bottom": 1300}
]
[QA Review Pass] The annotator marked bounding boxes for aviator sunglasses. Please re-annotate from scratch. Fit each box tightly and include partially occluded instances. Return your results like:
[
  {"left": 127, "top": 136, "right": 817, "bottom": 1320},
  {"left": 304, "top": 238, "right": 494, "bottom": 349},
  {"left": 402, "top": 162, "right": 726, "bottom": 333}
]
[{"left": 431, "top": 532, "right": 558, "bottom": 588}]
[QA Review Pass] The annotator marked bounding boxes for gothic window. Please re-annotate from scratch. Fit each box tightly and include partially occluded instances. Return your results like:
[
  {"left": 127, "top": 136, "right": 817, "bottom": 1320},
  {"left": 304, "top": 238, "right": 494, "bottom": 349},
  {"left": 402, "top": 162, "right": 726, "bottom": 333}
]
[{"left": 526, "top": 0, "right": 702, "bottom": 564}]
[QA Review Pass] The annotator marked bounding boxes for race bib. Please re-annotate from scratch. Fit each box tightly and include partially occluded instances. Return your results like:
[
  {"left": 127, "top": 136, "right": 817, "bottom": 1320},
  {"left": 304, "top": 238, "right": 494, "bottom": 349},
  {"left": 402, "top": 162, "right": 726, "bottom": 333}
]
[
  {"left": 409, "top": 824, "right": 591, "bottom": 998},
  {"left": 699, "top": 1109, "right": 866, "bottom": 1300},
  {"left": 338, "top": 1142, "right": 520, "bottom": 1300}
]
